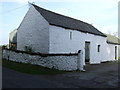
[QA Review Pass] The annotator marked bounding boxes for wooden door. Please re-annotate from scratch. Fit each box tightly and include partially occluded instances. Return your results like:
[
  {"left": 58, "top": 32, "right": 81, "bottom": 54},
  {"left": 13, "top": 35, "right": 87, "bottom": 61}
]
[{"left": 85, "top": 42, "right": 90, "bottom": 62}]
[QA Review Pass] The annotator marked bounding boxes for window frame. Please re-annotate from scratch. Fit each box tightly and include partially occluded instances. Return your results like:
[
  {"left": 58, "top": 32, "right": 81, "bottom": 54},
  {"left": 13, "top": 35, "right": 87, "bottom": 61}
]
[
  {"left": 70, "top": 32, "right": 72, "bottom": 40},
  {"left": 98, "top": 45, "right": 100, "bottom": 52}
]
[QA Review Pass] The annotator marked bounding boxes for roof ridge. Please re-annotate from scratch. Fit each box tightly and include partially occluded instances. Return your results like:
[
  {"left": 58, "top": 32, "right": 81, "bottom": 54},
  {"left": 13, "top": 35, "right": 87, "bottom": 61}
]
[{"left": 31, "top": 4, "right": 106, "bottom": 37}]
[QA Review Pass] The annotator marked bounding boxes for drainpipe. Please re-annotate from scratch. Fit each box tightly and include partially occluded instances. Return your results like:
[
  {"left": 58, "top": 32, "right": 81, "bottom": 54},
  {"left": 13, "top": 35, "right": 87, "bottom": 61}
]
[{"left": 78, "top": 50, "right": 85, "bottom": 71}]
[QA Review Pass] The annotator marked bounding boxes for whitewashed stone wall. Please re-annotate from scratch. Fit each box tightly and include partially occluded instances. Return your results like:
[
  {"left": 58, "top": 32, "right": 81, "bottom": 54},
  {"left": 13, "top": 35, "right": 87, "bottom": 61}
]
[
  {"left": 17, "top": 6, "right": 49, "bottom": 53},
  {"left": 106, "top": 44, "right": 118, "bottom": 61},
  {"left": 9, "top": 29, "right": 17, "bottom": 44},
  {"left": 118, "top": 46, "right": 120, "bottom": 57},
  {"left": 2, "top": 49, "right": 78, "bottom": 71}
]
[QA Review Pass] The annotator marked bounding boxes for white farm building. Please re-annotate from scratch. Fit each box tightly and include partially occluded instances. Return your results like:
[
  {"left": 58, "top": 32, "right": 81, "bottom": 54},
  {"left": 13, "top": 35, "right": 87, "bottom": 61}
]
[{"left": 9, "top": 4, "right": 120, "bottom": 67}]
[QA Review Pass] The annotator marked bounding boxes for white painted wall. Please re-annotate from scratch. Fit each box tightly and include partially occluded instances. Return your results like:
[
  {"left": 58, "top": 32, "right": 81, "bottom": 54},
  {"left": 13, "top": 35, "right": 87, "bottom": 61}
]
[
  {"left": 49, "top": 25, "right": 108, "bottom": 65},
  {"left": 106, "top": 44, "right": 118, "bottom": 61},
  {"left": 9, "top": 29, "right": 17, "bottom": 43},
  {"left": 17, "top": 6, "right": 49, "bottom": 53},
  {"left": 118, "top": 46, "right": 120, "bottom": 57}
]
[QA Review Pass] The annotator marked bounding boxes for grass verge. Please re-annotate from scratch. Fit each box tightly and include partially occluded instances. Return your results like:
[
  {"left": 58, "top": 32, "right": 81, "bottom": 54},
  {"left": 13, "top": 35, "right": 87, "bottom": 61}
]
[
  {"left": 2, "top": 59, "right": 66, "bottom": 75},
  {"left": 118, "top": 57, "right": 120, "bottom": 60}
]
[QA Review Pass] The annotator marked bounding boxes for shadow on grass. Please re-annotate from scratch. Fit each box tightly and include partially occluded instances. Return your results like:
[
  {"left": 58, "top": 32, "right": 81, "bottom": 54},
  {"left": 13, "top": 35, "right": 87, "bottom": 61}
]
[{"left": 2, "top": 59, "right": 67, "bottom": 75}]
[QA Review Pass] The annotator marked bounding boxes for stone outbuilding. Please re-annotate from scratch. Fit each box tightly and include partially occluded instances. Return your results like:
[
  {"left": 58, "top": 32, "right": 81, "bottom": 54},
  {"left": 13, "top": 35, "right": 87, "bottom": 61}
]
[{"left": 9, "top": 4, "right": 120, "bottom": 66}]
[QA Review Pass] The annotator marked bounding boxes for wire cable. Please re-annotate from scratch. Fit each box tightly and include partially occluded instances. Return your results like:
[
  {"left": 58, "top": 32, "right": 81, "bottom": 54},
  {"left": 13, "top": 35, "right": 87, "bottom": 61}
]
[{"left": 0, "top": 4, "right": 28, "bottom": 15}]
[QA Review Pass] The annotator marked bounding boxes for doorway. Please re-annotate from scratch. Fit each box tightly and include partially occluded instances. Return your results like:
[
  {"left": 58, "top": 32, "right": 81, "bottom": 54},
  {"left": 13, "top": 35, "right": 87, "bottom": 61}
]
[
  {"left": 115, "top": 46, "right": 117, "bottom": 60},
  {"left": 85, "top": 41, "right": 90, "bottom": 62}
]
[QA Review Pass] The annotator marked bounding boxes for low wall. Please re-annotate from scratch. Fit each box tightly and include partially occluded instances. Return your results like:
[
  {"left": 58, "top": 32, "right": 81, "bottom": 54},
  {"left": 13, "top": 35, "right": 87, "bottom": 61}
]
[{"left": 2, "top": 49, "right": 78, "bottom": 71}]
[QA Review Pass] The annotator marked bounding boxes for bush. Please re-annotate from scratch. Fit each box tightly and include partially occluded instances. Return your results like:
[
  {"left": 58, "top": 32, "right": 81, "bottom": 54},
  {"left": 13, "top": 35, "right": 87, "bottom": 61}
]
[
  {"left": 2, "top": 45, "right": 7, "bottom": 49},
  {"left": 10, "top": 45, "right": 16, "bottom": 50},
  {"left": 24, "top": 46, "right": 33, "bottom": 52}
]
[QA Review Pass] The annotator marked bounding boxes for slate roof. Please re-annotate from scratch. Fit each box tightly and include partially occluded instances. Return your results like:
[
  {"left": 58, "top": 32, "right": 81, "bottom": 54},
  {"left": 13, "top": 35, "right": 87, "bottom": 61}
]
[
  {"left": 32, "top": 4, "right": 106, "bottom": 37},
  {"left": 106, "top": 34, "right": 120, "bottom": 45}
]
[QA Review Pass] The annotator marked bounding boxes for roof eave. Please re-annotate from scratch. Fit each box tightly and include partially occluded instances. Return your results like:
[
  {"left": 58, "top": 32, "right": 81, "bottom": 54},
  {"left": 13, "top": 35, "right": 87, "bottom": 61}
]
[
  {"left": 107, "top": 41, "right": 120, "bottom": 45},
  {"left": 50, "top": 24, "right": 107, "bottom": 37}
]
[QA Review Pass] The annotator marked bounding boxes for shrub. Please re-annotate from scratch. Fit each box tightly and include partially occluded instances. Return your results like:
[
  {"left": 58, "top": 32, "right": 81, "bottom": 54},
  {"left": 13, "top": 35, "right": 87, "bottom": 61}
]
[
  {"left": 9, "top": 44, "right": 17, "bottom": 50},
  {"left": 2, "top": 45, "right": 7, "bottom": 49},
  {"left": 24, "top": 46, "right": 33, "bottom": 52}
]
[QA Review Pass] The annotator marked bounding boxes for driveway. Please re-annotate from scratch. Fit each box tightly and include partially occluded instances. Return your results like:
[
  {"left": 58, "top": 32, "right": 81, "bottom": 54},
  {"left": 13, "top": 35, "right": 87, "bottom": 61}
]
[{"left": 2, "top": 60, "right": 119, "bottom": 88}]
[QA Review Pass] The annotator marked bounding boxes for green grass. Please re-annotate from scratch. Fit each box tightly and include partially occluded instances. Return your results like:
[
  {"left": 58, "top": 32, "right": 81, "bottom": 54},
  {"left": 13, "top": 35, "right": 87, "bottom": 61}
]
[
  {"left": 118, "top": 57, "right": 120, "bottom": 60},
  {"left": 2, "top": 59, "right": 66, "bottom": 75}
]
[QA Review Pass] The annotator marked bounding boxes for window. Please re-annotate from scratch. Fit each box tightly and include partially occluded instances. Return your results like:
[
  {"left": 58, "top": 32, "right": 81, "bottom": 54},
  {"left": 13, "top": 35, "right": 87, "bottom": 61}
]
[
  {"left": 70, "top": 32, "right": 72, "bottom": 40},
  {"left": 115, "top": 46, "right": 117, "bottom": 60},
  {"left": 98, "top": 45, "right": 100, "bottom": 52}
]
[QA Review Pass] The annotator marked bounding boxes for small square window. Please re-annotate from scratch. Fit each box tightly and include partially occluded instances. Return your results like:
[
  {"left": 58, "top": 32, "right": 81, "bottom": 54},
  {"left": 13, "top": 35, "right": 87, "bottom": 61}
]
[{"left": 98, "top": 45, "right": 100, "bottom": 52}]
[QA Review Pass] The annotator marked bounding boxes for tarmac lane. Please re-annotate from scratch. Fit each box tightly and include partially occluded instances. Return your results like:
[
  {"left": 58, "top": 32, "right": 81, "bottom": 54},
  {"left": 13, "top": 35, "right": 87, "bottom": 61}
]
[
  {"left": 2, "top": 60, "right": 119, "bottom": 88},
  {"left": 43, "top": 61, "right": 119, "bottom": 88},
  {"left": 2, "top": 67, "right": 69, "bottom": 88}
]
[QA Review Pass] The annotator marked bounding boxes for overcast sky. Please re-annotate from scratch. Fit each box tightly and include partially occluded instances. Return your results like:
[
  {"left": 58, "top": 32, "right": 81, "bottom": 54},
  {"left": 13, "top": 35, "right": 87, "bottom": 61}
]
[{"left": 0, "top": 0, "right": 119, "bottom": 45}]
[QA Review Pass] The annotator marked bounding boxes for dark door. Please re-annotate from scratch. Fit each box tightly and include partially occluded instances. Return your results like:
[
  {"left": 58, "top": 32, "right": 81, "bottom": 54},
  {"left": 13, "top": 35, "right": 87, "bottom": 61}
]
[
  {"left": 115, "top": 46, "right": 117, "bottom": 60},
  {"left": 85, "top": 41, "right": 90, "bottom": 62}
]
